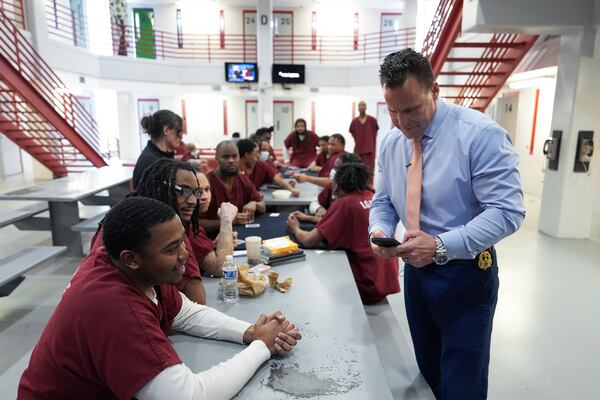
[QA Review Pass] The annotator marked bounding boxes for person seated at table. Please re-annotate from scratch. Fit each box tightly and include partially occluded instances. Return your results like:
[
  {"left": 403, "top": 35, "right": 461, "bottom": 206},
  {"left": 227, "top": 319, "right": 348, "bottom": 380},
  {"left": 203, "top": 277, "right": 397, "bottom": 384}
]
[
  {"left": 200, "top": 140, "right": 266, "bottom": 237},
  {"left": 293, "top": 134, "right": 346, "bottom": 187},
  {"left": 237, "top": 139, "right": 300, "bottom": 197},
  {"left": 307, "top": 135, "right": 330, "bottom": 173},
  {"left": 136, "top": 159, "right": 237, "bottom": 278},
  {"left": 284, "top": 118, "right": 320, "bottom": 168},
  {"left": 18, "top": 197, "right": 301, "bottom": 400},
  {"left": 287, "top": 162, "right": 400, "bottom": 304},
  {"left": 90, "top": 159, "right": 211, "bottom": 304},
  {"left": 254, "top": 126, "right": 279, "bottom": 167},
  {"left": 133, "top": 109, "right": 183, "bottom": 189},
  {"left": 298, "top": 153, "right": 365, "bottom": 223}
]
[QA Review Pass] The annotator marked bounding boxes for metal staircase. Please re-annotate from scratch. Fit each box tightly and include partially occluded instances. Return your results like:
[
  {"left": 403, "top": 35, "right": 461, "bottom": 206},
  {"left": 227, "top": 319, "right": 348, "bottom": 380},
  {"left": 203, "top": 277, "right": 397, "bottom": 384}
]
[
  {"left": 0, "top": 9, "right": 110, "bottom": 177},
  {"left": 422, "top": 0, "right": 539, "bottom": 112}
]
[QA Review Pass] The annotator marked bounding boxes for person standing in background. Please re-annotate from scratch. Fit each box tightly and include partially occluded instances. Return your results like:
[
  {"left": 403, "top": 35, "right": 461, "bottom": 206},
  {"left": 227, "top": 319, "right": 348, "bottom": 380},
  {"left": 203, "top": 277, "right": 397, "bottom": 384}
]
[
  {"left": 284, "top": 118, "right": 319, "bottom": 168},
  {"left": 369, "top": 49, "right": 525, "bottom": 400},
  {"left": 349, "top": 101, "right": 379, "bottom": 174},
  {"left": 132, "top": 110, "right": 183, "bottom": 189}
]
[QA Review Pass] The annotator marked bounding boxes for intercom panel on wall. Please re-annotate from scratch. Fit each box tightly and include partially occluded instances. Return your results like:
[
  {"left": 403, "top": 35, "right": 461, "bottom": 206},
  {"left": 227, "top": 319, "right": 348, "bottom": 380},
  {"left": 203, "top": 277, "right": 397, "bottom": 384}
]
[
  {"left": 574, "top": 131, "right": 594, "bottom": 173},
  {"left": 543, "top": 130, "right": 562, "bottom": 171}
]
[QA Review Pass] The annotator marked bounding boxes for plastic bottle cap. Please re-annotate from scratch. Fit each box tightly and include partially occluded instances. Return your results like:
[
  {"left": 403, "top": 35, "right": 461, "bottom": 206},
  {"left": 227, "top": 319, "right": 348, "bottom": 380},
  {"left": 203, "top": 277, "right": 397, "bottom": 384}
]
[{"left": 226, "top": 255, "right": 233, "bottom": 261}]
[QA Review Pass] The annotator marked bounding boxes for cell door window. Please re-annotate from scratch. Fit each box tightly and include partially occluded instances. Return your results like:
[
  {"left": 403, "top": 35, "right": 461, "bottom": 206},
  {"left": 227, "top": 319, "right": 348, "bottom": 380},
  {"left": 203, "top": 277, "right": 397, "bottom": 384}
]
[
  {"left": 273, "top": 11, "right": 293, "bottom": 63},
  {"left": 273, "top": 102, "right": 293, "bottom": 149},
  {"left": 134, "top": 8, "right": 155, "bottom": 59},
  {"left": 70, "top": 0, "right": 86, "bottom": 48},
  {"left": 379, "top": 13, "right": 403, "bottom": 59}
]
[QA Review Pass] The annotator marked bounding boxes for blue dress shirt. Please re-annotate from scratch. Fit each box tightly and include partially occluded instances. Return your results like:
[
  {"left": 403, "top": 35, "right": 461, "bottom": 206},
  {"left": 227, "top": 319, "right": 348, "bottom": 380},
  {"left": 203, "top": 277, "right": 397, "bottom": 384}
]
[{"left": 369, "top": 99, "right": 525, "bottom": 260}]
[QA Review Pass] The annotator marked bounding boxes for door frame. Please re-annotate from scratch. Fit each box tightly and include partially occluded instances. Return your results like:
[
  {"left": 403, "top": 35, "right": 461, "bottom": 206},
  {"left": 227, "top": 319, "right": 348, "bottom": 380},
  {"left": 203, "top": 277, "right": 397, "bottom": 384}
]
[
  {"left": 273, "top": 100, "right": 295, "bottom": 148},
  {"left": 245, "top": 99, "right": 258, "bottom": 138},
  {"left": 379, "top": 12, "right": 402, "bottom": 59}
]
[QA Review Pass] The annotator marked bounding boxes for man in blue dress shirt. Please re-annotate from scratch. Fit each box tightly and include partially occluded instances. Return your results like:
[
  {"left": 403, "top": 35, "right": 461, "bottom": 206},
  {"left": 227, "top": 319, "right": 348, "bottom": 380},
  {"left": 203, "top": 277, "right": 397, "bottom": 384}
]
[{"left": 369, "top": 49, "right": 525, "bottom": 399}]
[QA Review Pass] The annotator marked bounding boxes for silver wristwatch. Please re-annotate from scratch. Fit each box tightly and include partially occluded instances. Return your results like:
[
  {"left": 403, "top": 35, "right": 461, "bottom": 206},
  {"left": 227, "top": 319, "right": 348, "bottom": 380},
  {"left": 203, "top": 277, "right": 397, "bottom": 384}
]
[{"left": 433, "top": 236, "right": 449, "bottom": 265}]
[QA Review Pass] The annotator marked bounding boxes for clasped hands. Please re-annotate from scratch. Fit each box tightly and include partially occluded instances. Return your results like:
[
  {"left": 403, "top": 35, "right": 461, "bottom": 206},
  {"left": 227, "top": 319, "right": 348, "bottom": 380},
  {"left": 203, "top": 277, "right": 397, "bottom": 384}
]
[{"left": 243, "top": 311, "right": 302, "bottom": 355}]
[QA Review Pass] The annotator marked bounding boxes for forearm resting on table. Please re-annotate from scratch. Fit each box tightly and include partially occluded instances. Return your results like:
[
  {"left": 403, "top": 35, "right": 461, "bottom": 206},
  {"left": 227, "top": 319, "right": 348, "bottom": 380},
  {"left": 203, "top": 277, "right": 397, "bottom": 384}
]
[{"left": 135, "top": 341, "right": 270, "bottom": 400}]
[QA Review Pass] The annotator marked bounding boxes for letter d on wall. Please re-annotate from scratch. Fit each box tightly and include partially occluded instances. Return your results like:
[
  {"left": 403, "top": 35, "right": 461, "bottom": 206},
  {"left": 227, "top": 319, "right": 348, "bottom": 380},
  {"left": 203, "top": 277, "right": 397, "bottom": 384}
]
[{"left": 261, "top": 15, "right": 268, "bottom": 25}]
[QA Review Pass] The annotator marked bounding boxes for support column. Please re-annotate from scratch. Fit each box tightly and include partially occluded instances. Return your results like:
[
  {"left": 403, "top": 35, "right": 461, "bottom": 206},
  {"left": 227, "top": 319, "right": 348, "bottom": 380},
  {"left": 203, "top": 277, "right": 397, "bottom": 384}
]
[
  {"left": 539, "top": 27, "right": 600, "bottom": 238},
  {"left": 256, "top": 0, "right": 273, "bottom": 128}
]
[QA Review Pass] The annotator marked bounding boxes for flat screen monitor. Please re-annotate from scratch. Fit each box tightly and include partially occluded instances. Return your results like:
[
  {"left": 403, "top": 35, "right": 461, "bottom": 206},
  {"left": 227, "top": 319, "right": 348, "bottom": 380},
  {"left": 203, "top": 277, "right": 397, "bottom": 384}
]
[
  {"left": 225, "top": 62, "right": 258, "bottom": 83},
  {"left": 272, "top": 64, "right": 305, "bottom": 84}
]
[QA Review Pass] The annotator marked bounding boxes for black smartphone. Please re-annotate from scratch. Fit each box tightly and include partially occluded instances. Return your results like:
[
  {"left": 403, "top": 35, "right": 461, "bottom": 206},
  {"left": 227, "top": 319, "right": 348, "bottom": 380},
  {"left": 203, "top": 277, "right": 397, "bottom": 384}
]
[{"left": 371, "top": 237, "right": 401, "bottom": 247}]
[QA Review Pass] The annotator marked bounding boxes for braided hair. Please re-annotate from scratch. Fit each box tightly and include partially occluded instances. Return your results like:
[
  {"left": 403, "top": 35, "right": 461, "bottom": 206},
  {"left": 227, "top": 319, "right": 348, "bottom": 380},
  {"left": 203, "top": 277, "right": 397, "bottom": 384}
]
[
  {"left": 334, "top": 162, "right": 370, "bottom": 194},
  {"left": 338, "top": 152, "right": 362, "bottom": 164},
  {"left": 132, "top": 159, "right": 201, "bottom": 235},
  {"left": 103, "top": 197, "right": 176, "bottom": 260}
]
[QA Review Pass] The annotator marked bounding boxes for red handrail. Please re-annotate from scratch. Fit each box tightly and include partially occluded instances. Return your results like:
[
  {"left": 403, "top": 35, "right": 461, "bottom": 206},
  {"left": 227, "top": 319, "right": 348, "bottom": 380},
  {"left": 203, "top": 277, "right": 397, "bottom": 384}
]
[
  {"left": 110, "top": 23, "right": 257, "bottom": 61},
  {"left": 421, "top": 0, "right": 463, "bottom": 75},
  {"left": 0, "top": 10, "right": 107, "bottom": 159},
  {"left": 0, "top": 0, "right": 25, "bottom": 30}
]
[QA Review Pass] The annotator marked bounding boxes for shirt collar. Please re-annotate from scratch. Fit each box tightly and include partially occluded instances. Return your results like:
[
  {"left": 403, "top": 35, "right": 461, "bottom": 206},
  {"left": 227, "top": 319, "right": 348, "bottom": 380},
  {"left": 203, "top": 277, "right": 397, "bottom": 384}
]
[
  {"left": 148, "top": 140, "right": 174, "bottom": 158},
  {"left": 422, "top": 98, "right": 449, "bottom": 140}
]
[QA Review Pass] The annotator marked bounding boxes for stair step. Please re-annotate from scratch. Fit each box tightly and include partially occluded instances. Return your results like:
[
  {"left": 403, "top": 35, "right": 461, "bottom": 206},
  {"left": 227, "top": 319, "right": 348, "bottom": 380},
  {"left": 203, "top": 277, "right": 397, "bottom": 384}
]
[
  {"left": 438, "top": 71, "right": 505, "bottom": 76},
  {"left": 452, "top": 41, "right": 529, "bottom": 49},
  {"left": 439, "top": 84, "right": 496, "bottom": 88},
  {"left": 446, "top": 57, "right": 516, "bottom": 63},
  {"left": 444, "top": 96, "right": 491, "bottom": 99}
]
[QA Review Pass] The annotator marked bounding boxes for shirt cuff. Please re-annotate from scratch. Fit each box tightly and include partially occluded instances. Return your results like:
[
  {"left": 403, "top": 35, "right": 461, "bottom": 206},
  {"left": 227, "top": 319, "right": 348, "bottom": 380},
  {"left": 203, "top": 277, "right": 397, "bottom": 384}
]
[
  {"left": 438, "top": 229, "right": 470, "bottom": 260},
  {"left": 248, "top": 340, "right": 271, "bottom": 361},
  {"left": 226, "top": 320, "right": 253, "bottom": 344},
  {"left": 368, "top": 224, "right": 394, "bottom": 239}
]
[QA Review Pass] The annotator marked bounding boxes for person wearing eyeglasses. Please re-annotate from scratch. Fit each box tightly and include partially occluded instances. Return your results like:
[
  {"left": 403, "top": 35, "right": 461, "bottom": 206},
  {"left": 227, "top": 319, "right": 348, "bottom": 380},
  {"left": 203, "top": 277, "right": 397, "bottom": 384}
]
[{"left": 133, "top": 109, "right": 184, "bottom": 189}]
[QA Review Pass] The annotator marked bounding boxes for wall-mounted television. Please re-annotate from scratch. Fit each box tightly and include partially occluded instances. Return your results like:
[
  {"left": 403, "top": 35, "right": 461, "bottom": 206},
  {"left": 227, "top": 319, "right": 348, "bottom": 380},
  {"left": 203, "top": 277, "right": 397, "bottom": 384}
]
[
  {"left": 225, "top": 62, "right": 258, "bottom": 83},
  {"left": 272, "top": 64, "right": 305, "bottom": 84}
]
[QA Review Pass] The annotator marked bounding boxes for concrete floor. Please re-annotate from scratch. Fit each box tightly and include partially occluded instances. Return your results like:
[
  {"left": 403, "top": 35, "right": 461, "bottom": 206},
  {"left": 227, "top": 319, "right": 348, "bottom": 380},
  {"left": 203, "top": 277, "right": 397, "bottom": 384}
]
[{"left": 0, "top": 173, "right": 599, "bottom": 399}]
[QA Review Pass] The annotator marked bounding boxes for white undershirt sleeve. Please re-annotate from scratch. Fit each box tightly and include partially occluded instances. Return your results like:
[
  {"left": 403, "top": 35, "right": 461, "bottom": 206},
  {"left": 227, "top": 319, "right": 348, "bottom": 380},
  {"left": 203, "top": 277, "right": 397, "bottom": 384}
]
[
  {"left": 172, "top": 292, "right": 251, "bottom": 343},
  {"left": 136, "top": 293, "right": 271, "bottom": 400},
  {"left": 136, "top": 341, "right": 270, "bottom": 400}
]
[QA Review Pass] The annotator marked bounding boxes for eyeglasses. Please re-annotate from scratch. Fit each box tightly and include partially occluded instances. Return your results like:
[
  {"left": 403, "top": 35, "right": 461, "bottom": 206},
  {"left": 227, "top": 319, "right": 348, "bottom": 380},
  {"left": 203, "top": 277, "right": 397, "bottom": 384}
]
[{"left": 174, "top": 184, "right": 202, "bottom": 199}]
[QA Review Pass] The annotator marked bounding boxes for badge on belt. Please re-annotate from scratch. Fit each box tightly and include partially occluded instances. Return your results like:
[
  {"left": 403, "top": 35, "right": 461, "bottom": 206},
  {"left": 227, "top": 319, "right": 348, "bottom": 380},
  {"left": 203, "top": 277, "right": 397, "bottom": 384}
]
[{"left": 477, "top": 250, "right": 493, "bottom": 270}]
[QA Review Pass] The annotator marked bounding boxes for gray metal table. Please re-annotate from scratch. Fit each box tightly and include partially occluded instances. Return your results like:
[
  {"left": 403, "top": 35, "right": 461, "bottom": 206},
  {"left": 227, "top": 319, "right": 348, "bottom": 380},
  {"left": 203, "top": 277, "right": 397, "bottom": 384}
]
[
  {"left": 261, "top": 182, "right": 323, "bottom": 207},
  {"left": 0, "top": 166, "right": 133, "bottom": 255},
  {"left": 170, "top": 250, "right": 393, "bottom": 399}
]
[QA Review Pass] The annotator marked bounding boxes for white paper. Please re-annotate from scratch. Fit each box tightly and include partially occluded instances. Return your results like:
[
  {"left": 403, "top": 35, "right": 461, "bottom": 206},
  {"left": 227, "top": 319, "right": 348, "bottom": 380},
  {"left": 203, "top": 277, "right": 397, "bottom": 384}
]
[{"left": 269, "top": 213, "right": 280, "bottom": 217}]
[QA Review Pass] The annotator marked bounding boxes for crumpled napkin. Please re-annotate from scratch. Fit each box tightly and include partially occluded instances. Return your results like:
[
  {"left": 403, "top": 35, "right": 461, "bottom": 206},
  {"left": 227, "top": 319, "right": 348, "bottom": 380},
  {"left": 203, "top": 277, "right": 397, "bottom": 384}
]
[
  {"left": 237, "top": 264, "right": 267, "bottom": 297},
  {"left": 268, "top": 271, "right": 293, "bottom": 293}
]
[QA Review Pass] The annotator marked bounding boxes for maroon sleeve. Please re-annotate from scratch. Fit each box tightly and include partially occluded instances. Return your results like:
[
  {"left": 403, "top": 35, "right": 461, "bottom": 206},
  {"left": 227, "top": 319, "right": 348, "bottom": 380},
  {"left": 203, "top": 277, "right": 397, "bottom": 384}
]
[
  {"left": 261, "top": 161, "right": 277, "bottom": 183},
  {"left": 240, "top": 174, "right": 262, "bottom": 203},
  {"left": 176, "top": 236, "right": 202, "bottom": 291},
  {"left": 318, "top": 184, "right": 333, "bottom": 209},
  {"left": 284, "top": 132, "right": 293, "bottom": 148},
  {"left": 187, "top": 228, "right": 216, "bottom": 274},
  {"left": 316, "top": 200, "right": 350, "bottom": 248},
  {"left": 349, "top": 118, "right": 356, "bottom": 136},
  {"left": 88, "top": 292, "right": 182, "bottom": 398},
  {"left": 373, "top": 116, "right": 379, "bottom": 131}
]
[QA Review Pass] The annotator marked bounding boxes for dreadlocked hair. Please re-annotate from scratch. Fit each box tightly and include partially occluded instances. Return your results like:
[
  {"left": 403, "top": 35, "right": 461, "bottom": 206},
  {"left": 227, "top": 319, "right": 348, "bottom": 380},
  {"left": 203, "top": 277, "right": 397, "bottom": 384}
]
[
  {"left": 334, "top": 162, "right": 370, "bottom": 193},
  {"left": 131, "top": 158, "right": 201, "bottom": 235},
  {"left": 338, "top": 152, "right": 362, "bottom": 164},
  {"left": 103, "top": 197, "right": 176, "bottom": 260}
]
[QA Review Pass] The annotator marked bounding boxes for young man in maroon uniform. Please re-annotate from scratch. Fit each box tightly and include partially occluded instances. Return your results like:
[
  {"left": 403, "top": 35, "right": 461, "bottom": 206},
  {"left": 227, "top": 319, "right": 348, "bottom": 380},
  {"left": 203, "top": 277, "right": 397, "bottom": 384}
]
[
  {"left": 19, "top": 197, "right": 301, "bottom": 400},
  {"left": 307, "top": 135, "right": 330, "bottom": 173},
  {"left": 294, "top": 134, "right": 346, "bottom": 188},
  {"left": 284, "top": 118, "right": 320, "bottom": 168},
  {"left": 287, "top": 162, "right": 400, "bottom": 304},
  {"left": 349, "top": 100, "right": 379, "bottom": 174},
  {"left": 200, "top": 140, "right": 265, "bottom": 236},
  {"left": 237, "top": 139, "right": 300, "bottom": 196}
]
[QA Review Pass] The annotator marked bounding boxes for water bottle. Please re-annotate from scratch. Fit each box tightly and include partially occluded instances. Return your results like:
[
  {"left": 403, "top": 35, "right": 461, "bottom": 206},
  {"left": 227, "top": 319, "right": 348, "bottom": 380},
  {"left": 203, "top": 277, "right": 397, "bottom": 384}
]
[{"left": 222, "top": 255, "right": 239, "bottom": 303}]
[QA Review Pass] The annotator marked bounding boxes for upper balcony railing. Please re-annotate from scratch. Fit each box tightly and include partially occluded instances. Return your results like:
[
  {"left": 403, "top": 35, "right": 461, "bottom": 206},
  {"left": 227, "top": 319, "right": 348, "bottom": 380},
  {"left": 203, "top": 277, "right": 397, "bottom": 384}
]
[
  {"left": 421, "top": 0, "right": 463, "bottom": 74},
  {"left": 0, "top": 0, "right": 25, "bottom": 30},
  {"left": 46, "top": 0, "right": 88, "bottom": 49},
  {"left": 111, "top": 24, "right": 257, "bottom": 62},
  {"left": 43, "top": 0, "right": 415, "bottom": 65},
  {"left": 274, "top": 28, "right": 416, "bottom": 64}
]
